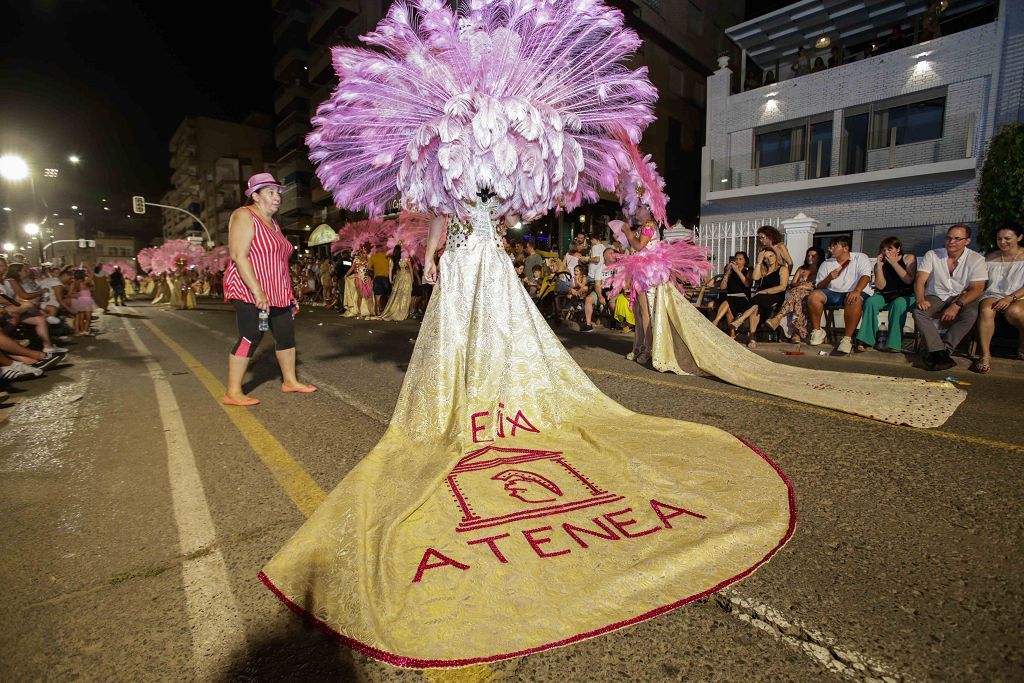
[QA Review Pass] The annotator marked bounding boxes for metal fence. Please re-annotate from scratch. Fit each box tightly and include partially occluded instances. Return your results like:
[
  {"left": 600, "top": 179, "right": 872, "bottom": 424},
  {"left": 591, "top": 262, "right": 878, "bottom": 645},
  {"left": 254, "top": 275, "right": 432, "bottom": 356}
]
[{"left": 687, "top": 217, "right": 784, "bottom": 272}]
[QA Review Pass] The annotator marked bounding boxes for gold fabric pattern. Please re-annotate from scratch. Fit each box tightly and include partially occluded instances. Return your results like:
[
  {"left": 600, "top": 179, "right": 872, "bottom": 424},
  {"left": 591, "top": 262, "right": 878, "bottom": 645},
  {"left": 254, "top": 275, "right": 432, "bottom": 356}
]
[
  {"left": 262, "top": 199, "right": 794, "bottom": 667},
  {"left": 380, "top": 258, "right": 414, "bottom": 321},
  {"left": 651, "top": 284, "right": 966, "bottom": 428}
]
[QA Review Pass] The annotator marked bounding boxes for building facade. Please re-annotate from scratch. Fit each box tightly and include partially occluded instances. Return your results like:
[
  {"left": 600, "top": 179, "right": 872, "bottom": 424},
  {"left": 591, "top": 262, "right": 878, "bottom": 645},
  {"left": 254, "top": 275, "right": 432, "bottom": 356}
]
[
  {"left": 698, "top": 0, "right": 1021, "bottom": 266},
  {"left": 271, "top": 0, "right": 384, "bottom": 249},
  {"left": 163, "top": 114, "right": 275, "bottom": 245}
]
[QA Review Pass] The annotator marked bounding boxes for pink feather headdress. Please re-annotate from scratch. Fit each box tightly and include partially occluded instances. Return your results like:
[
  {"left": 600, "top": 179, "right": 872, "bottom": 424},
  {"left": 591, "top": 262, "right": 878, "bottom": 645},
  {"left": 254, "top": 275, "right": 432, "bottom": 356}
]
[
  {"left": 331, "top": 218, "right": 394, "bottom": 254},
  {"left": 308, "top": 0, "right": 665, "bottom": 222},
  {"left": 100, "top": 260, "right": 137, "bottom": 280},
  {"left": 385, "top": 211, "right": 441, "bottom": 262}
]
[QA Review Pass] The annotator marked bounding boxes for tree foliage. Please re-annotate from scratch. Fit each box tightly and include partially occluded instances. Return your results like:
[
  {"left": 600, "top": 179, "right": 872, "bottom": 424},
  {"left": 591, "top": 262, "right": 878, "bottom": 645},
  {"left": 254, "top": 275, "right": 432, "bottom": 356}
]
[{"left": 976, "top": 123, "right": 1024, "bottom": 249}]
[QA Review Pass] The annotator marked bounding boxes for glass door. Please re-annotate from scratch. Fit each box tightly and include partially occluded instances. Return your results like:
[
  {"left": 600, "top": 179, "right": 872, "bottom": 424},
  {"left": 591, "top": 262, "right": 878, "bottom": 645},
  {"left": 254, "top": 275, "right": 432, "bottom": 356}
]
[{"left": 842, "top": 113, "right": 869, "bottom": 175}]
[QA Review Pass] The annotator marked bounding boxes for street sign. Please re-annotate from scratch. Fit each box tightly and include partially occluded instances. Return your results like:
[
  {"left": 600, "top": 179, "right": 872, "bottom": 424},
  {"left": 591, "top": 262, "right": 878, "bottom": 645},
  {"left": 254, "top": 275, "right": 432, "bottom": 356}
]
[{"left": 132, "top": 196, "right": 146, "bottom": 214}]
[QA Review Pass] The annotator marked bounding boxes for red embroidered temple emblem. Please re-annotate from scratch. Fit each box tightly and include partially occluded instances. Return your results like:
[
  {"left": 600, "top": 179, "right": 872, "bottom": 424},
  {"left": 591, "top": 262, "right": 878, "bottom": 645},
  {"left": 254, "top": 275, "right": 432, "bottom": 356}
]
[{"left": 447, "top": 445, "right": 623, "bottom": 532}]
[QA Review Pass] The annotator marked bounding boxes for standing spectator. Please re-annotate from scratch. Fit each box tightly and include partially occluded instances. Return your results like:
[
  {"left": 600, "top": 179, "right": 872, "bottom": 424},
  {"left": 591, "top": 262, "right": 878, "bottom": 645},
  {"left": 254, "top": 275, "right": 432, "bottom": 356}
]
[
  {"left": 524, "top": 240, "right": 544, "bottom": 288},
  {"left": 811, "top": 57, "right": 826, "bottom": 73},
  {"left": 855, "top": 237, "right": 916, "bottom": 352},
  {"left": 756, "top": 225, "right": 793, "bottom": 269},
  {"left": 368, "top": 248, "right": 392, "bottom": 315},
  {"left": 565, "top": 242, "right": 582, "bottom": 275},
  {"left": 920, "top": 0, "right": 943, "bottom": 41},
  {"left": 791, "top": 46, "right": 811, "bottom": 77},
  {"left": 333, "top": 252, "right": 350, "bottom": 313},
  {"left": 827, "top": 45, "right": 843, "bottom": 68},
  {"left": 109, "top": 266, "right": 127, "bottom": 306},
  {"left": 972, "top": 224, "right": 1024, "bottom": 373},
  {"left": 730, "top": 249, "right": 790, "bottom": 348},
  {"left": 767, "top": 247, "right": 823, "bottom": 341},
  {"left": 807, "top": 236, "right": 873, "bottom": 354},
  {"left": 68, "top": 269, "right": 96, "bottom": 336},
  {"left": 585, "top": 234, "right": 607, "bottom": 286},
  {"left": 912, "top": 224, "right": 987, "bottom": 371},
  {"left": 711, "top": 251, "right": 751, "bottom": 337}
]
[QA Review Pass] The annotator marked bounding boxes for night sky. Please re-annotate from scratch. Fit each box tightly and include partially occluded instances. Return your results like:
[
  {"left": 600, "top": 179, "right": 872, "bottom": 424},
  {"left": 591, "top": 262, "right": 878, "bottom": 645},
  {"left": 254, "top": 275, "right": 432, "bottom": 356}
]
[{"left": 0, "top": 1, "right": 275, "bottom": 239}]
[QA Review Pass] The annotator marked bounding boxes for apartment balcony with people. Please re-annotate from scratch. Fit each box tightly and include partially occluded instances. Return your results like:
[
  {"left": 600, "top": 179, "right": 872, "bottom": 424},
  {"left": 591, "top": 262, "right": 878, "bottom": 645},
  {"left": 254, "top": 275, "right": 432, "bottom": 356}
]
[{"left": 702, "top": 0, "right": 1003, "bottom": 202}]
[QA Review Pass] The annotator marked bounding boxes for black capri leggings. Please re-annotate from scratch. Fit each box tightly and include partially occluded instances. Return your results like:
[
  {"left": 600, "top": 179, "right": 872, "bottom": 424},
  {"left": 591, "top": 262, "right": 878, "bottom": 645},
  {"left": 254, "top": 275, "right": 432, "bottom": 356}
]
[{"left": 230, "top": 299, "right": 295, "bottom": 358}]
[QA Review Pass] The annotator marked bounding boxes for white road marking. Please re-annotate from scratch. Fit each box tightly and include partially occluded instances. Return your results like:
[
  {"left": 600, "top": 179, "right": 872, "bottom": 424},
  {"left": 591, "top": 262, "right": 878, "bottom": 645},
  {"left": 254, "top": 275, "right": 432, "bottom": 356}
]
[
  {"left": 123, "top": 319, "right": 247, "bottom": 677},
  {"left": 160, "top": 307, "right": 908, "bottom": 680}
]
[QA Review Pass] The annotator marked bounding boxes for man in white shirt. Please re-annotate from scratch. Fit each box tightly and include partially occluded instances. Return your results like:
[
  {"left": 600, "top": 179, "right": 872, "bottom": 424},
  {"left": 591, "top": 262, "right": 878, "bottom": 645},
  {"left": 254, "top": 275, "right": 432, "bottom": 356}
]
[
  {"left": 807, "top": 236, "right": 873, "bottom": 354},
  {"left": 584, "top": 234, "right": 607, "bottom": 284},
  {"left": 912, "top": 224, "right": 987, "bottom": 371}
]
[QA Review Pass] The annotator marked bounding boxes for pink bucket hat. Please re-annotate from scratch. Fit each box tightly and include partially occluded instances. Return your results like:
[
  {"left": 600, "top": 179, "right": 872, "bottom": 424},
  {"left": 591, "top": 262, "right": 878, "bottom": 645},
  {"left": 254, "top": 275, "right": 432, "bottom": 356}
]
[{"left": 245, "top": 172, "right": 285, "bottom": 197}]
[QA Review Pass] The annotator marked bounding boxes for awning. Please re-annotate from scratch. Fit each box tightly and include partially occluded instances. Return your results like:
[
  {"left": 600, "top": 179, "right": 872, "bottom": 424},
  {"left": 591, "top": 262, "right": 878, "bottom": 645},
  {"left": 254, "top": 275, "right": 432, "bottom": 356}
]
[
  {"left": 307, "top": 223, "right": 338, "bottom": 247},
  {"left": 726, "top": 0, "right": 986, "bottom": 70}
]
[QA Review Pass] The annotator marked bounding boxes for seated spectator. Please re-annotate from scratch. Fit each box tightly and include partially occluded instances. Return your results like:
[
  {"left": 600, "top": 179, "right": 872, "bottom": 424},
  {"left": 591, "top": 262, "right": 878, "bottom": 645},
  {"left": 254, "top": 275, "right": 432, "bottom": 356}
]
[
  {"left": 827, "top": 45, "right": 843, "bottom": 68},
  {"left": 855, "top": 237, "right": 917, "bottom": 352},
  {"left": 711, "top": 251, "right": 751, "bottom": 338},
  {"left": 566, "top": 264, "right": 590, "bottom": 329},
  {"left": 527, "top": 264, "right": 543, "bottom": 298},
  {"left": 973, "top": 224, "right": 1024, "bottom": 373},
  {"left": 757, "top": 225, "right": 794, "bottom": 269},
  {"left": 767, "top": 246, "right": 823, "bottom": 341},
  {"left": 731, "top": 249, "right": 790, "bottom": 348},
  {"left": 912, "top": 224, "right": 987, "bottom": 371},
  {"left": 36, "top": 266, "right": 71, "bottom": 324},
  {"left": 807, "top": 236, "right": 873, "bottom": 354},
  {"left": 584, "top": 250, "right": 614, "bottom": 332}
]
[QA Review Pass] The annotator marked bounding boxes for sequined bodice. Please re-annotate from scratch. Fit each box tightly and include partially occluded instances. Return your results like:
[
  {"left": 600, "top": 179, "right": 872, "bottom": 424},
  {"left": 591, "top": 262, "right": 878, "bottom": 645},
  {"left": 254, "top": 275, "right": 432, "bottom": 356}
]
[{"left": 446, "top": 199, "right": 505, "bottom": 251}]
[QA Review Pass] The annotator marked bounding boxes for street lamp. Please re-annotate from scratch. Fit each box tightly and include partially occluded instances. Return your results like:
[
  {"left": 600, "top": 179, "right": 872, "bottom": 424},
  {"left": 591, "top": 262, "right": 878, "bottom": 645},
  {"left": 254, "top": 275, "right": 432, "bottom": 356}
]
[
  {"left": 0, "top": 154, "right": 29, "bottom": 181},
  {"left": 24, "top": 222, "right": 40, "bottom": 236},
  {"left": 68, "top": 155, "right": 81, "bottom": 165},
  {"left": 2, "top": 242, "right": 13, "bottom": 252}
]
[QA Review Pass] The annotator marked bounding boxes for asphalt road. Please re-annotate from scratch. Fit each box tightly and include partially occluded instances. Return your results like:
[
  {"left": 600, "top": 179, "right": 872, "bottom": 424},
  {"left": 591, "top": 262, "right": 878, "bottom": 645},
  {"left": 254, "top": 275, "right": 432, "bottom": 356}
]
[{"left": 1, "top": 300, "right": 1021, "bottom": 682}]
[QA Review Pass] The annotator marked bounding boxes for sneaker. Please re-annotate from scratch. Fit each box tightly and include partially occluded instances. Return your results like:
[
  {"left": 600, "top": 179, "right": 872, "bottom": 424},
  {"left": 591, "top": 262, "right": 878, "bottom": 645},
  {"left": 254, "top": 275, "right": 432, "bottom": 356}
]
[
  {"left": 809, "top": 329, "right": 826, "bottom": 346},
  {"left": 46, "top": 316, "right": 62, "bottom": 325},
  {"left": 33, "top": 352, "right": 66, "bottom": 370},
  {"left": 625, "top": 351, "right": 636, "bottom": 361},
  {"left": 43, "top": 346, "right": 69, "bottom": 354},
  {"left": 836, "top": 336, "right": 853, "bottom": 355},
  {"left": 0, "top": 361, "right": 44, "bottom": 380},
  {"left": 579, "top": 323, "right": 593, "bottom": 332}
]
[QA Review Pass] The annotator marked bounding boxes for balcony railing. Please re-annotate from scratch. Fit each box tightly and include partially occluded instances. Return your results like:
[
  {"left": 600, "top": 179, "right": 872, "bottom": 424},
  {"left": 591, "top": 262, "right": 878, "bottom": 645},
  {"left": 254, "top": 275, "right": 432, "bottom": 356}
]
[{"left": 710, "top": 113, "right": 976, "bottom": 192}]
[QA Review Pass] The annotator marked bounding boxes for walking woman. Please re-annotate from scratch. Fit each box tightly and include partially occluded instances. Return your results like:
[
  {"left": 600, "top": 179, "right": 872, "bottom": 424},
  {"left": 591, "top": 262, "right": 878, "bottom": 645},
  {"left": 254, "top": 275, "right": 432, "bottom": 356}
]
[{"left": 222, "top": 173, "right": 315, "bottom": 406}]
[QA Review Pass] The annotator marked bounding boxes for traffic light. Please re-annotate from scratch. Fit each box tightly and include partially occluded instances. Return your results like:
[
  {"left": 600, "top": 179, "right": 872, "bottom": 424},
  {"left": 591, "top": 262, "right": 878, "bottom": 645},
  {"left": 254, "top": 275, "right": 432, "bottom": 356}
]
[{"left": 132, "top": 196, "right": 146, "bottom": 214}]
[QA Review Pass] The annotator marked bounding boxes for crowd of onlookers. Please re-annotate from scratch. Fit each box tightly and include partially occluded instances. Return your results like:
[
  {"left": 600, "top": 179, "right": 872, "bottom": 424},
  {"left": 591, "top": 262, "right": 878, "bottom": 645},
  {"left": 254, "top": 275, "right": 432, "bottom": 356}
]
[
  {"left": 704, "top": 223, "right": 1024, "bottom": 372},
  {"left": 506, "top": 232, "right": 634, "bottom": 334},
  {"left": 0, "top": 255, "right": 95, "bottom": 392}
]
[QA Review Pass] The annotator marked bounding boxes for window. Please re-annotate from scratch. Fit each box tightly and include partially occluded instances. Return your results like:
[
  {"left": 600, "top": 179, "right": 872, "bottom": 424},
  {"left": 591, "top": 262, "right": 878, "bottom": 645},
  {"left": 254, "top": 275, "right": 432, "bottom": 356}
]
[
  {"left": 755, "top": 127, "right": 805, "bottom": 167},
  {"left": 870, "top": 97, "right": 945, "bottom": 148}
]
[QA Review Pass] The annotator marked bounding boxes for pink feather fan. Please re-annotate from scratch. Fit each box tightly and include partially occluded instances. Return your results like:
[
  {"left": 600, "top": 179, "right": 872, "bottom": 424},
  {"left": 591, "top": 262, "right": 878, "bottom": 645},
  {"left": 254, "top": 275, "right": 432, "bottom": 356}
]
[
  {"left": 308, "top": 0, "right": 664, "bottom": 222},
  {"left": 331, "top": 218, "right": 394, "bottom": 254},
  {"left": 100, "top": 260, "right": 137, "bottom": 280},
  {"left": 386, "top": 210, "right": 441, "bottom": 263}
]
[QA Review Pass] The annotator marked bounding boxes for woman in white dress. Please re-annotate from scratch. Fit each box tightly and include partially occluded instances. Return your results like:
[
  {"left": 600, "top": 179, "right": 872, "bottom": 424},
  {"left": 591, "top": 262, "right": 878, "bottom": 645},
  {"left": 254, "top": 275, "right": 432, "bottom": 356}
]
[{"left": 973, "top": 224, "right": 1024, "bottom": 373}]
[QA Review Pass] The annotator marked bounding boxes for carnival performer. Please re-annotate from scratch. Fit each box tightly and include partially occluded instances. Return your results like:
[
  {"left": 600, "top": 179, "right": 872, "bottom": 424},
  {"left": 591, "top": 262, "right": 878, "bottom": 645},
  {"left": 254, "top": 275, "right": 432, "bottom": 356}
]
[
  {"left": 261, "top": 1, "right": 797, "bottom": 667},
  {"left": 221, "top": 173, "right": 315, "bottom": 406},
  {"left": 379, "top": 245, "right": 414, "bottom": 320},
  {"left": 336, "top": 220, "right": 389, "bottom": 318}
]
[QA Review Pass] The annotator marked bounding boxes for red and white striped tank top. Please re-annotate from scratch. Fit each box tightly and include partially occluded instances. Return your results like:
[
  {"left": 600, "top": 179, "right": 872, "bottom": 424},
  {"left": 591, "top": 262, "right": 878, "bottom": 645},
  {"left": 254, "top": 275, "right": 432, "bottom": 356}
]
[{"left": 223, "top": 207, "right": 295, "bottom": 308}]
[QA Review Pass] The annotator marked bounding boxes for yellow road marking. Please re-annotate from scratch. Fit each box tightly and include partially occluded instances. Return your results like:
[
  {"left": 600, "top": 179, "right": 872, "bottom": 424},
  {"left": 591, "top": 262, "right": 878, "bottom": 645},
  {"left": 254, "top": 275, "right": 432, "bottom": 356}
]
[
  {"left": 583, "top": 367, "right": 1024, "bottom": 454},
  {"left": 141, "top": 316, "right": 497, "bottom": 677},
  {"left": 141, "top": 319, "right": 326, "bottom": 516}
]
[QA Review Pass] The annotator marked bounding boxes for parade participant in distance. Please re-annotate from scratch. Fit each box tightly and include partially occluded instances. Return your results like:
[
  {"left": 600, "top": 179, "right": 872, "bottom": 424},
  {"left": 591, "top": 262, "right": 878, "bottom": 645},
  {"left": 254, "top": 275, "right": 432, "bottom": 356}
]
[{"left": 221, "top": 173, "right": 315, "bottom": 406}]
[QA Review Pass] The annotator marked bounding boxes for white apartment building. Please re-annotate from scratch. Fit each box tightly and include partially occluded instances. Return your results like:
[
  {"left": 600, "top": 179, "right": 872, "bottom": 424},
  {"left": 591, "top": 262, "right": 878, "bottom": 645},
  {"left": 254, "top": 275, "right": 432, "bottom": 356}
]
[{"left": 698, "top": 0, "right": 1022, "bottom": 268}]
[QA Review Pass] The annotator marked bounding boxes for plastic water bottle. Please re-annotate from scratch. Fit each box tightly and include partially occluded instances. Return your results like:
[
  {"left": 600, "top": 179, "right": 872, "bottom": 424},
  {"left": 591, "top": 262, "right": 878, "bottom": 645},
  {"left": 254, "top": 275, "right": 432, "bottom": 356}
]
[{"left": 258, "top": 310, "right": 269, "bottom": 331}]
